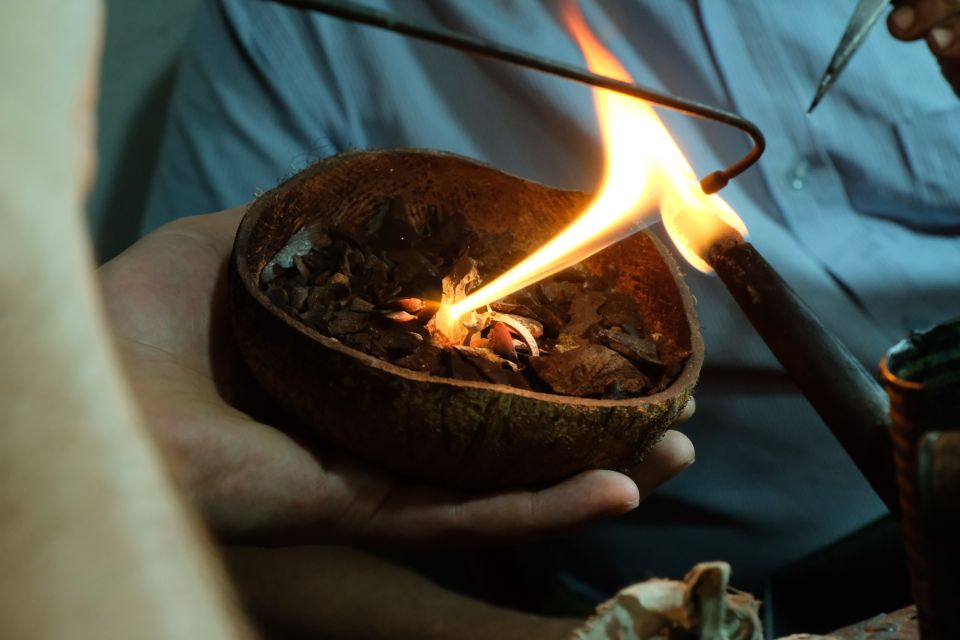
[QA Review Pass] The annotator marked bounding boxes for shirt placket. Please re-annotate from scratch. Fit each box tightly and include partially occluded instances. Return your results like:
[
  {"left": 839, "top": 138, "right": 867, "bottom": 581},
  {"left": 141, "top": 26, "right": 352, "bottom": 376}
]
[{"left": 695, "top": 0, "right": 943, "bottom": 341}]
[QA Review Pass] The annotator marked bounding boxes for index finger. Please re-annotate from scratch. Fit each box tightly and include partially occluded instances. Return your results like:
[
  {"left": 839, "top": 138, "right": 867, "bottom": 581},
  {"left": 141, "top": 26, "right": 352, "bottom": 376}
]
[{"left": 888, "top": 0, "right": 960, "bottom": 41}]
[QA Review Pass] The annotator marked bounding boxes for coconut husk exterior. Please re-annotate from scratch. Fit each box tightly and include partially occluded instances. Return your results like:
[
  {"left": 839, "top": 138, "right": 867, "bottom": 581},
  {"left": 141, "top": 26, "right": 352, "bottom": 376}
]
[{"left": 230, "top": 149, "right": 703, "bottom": 489}]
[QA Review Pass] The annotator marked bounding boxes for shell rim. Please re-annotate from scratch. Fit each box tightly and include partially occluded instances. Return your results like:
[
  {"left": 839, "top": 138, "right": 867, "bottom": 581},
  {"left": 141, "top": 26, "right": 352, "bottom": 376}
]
[{"left": 233, "top": 148, "right": 704, "bottom": 410}]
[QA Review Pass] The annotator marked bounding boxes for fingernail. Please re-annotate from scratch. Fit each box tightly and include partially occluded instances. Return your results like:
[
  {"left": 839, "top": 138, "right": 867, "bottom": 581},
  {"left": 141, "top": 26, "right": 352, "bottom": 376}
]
[
  {"left": 891, "top": 6, "right": 915, "bottom": 32},
  {"left": 931, "top": 27, "right": 955, "bottom": 51}
]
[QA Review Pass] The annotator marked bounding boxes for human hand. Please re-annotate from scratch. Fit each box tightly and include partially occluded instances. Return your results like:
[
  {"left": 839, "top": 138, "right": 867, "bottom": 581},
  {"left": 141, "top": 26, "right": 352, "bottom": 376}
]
[
  {"left": 99, "top": 207, "right": 695, "bottom": 546},
  {"left": 889, "top": 0, "right": 960, "bottom": 95},
  {"left": 226, "top": 545, "right": 582, "bottom": 640}
]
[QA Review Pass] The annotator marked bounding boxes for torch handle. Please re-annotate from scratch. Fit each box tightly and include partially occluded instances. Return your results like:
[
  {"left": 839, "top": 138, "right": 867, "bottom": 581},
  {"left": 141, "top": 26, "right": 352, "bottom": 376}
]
[{"left": 709, "top": 241, "right": 899, "bottom": 514}]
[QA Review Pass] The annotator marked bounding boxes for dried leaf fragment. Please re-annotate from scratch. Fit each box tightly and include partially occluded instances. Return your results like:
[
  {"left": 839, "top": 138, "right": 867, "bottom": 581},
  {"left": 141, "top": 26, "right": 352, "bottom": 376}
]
[{"left": 528, "top": 344, "right": 648, "bottom": 396}]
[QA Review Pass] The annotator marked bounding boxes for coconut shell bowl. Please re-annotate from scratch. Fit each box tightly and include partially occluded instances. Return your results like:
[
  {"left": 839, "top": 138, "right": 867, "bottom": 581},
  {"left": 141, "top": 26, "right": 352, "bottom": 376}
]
[{"left": 229, "top": 149, "right": 703, "bottom": 489}]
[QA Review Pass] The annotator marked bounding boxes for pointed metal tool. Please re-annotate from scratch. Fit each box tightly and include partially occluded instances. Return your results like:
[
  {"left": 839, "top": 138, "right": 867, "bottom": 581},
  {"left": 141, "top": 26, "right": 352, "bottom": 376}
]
[{"left": 808, "top": 0, "right": 893, "bottom": 113}]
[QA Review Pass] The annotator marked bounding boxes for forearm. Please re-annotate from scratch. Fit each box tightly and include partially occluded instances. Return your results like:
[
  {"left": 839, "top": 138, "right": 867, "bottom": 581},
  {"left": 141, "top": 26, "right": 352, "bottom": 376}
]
[
  {"left": 226, "top": 545, "right": 580, "bottom": 640},
  {"left": 0, "top": 221, "right": 246, "bottom": 638},
  {"left": 0, "top": 3, "right": 246, "bottom": 637}
]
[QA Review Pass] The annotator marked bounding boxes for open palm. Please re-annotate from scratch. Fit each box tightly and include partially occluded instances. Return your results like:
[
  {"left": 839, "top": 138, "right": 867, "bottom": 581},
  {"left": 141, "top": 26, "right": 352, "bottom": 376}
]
[{"left": 98, "top": 207, "right": 694, "bottom": 545}]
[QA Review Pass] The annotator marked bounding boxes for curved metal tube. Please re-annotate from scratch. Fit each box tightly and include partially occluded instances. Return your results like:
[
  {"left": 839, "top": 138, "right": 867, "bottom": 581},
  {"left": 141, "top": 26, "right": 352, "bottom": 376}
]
[{"left": 269, "top": 0, "right": 765, "bottom": 194}]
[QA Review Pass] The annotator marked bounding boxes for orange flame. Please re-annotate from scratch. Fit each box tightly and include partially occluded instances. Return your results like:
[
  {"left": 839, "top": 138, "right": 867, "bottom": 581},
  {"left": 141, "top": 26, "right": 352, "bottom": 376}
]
[{"left": 435, "top": 2, "right": 747, "bottom": 340}]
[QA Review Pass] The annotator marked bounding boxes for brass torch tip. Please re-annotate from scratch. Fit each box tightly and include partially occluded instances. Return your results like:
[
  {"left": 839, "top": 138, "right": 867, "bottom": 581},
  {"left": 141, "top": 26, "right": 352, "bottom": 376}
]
[{"left": 699, "top": 171, "right": 728, "bottom": 195}]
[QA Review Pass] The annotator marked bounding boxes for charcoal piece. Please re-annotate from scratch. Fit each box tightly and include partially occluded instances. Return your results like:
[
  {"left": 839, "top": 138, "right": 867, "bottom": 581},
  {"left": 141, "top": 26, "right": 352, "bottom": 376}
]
[
  {"left": 448, "top": 351, "right": 487, "bottom": 382},
  {"left": 461, "top": 354, "right": 531, "bottom": 389},
  {"left": 554, "top": 333, "right": 589, "bottom": 353},
  {"left": 652, "top": 332, "right": 692, "bottom": 364},
  {"left": 404, "top": 321, "right": 431, "bottom": 340},
  {"left": 365, "top": 197, "right": 423, "bottom": 252},
  {"left": 469, "top": 230, "right": 520, "bottom": 275},
  {"left": 428, "top": 212, "right": 473, "bottom": 262},
  {"left": 596, "top": 328, "right": 663, "bottom": 368},
  {"left": 328, "top": 272, "right": 351, "bottom": 288},
  {"left": 299, "top": 303, "right": 331, "bottom": 328},
  {"left": 325, "top": 240, "right": 355, "bottom": 271},
  {"left": 551, "top": 265, "right": 589, "bottom": 283},
  {"left": 564, "top": 291, "right": 606, "bottom": 337},
  {"left": 327, "top": 310, "right": 371, "bottom": 336},
  {"left": 391, "top": 249, "right": 440, "bottom": 289},
  {"left": 360, "top": 198, "right": 390, "bottom": 240},
  {"left": 528, "top": 344, "right": 650, "bottom": 397},
  {"left": 402, "top": 273, "right": 444, "bottom": 301},
  {"left": 308, "top": 270, "right": 332, "bottom": 287},
  {"left": 395, "top": 344, "right": 445, "bottom": 374},
  {"left": 338, "top": 245, "right": 354, "bottom": 278},
  {"left": 288, "top": 285, "right": 310, "bottom": 311},
  {"left": 422, "top": 204, "right": 441, "bottom": 231},
  {"left": 660, "top": 359, "right": 686, "bottom": 389},
  {"left": 538, "top": 281, "right": 583, "bottom": 305},
  {"left": 292, "top": 254, "right": 311, "bottom": 279},
  {"left": 512, "top": 338, "right": 530, "bottom": 355},
  {"left": 646, "top": 337, "right": 691, "bottom": 392},
  {"left": 598, "top": 292, "right": 640, "bottom": 327},
  {"left": 302, "top": 250, "right": 331, "bottom": 276},
  {"left": 587, "top": 263, "right": 618, "bottom": 291},
  {"left": 304, "top": 226, "right": 333, "bottom": 251},
  {"left": 266, "top": 286, "right": 288, "bottom": 307},
  {"left": 307, "top": 283, "right": 345, "bottom": 309},
  {"left": 490, "top": 300, "right": 522, "bottom": 313},
  {"left": 448, "top": 255, "right": 479, "bottom": 286},
  {"left": 602, "top": 380, "right": 628, "bottom": 400},
  {"left": 348, "top": 297, "right": 375, "bottom": 312},
  {"left": 500, "top": 290, "right": 540, "bottom": 309},
  {"left": 621, "top": 323, "right": 644, "bottom": 339},
  {"left": 378, "top": 328, "right": 423, "bottom": 357},
  {"left": 380, "top": 283, "right": 404, "bottom": 303},
  {"left": 502, "top": 292, "right": 567, "bottom": 336},
  {"left": 528, "top": 304, "right": 568, "bottom": 339},
  {"left": 360, "top": 253, "right": 392, "bottom": 295},
  {"left": 265, "top": 264, "right": 297, "bottom": 284},
  {"left": 328, "top": 225, "right": 364, "bottom": 248},
  {"left": 346, "top": 245, "right": 366, "bottom": 274},
  {"left": 343, "top": 331, "right": 375, "bottom": 354}
]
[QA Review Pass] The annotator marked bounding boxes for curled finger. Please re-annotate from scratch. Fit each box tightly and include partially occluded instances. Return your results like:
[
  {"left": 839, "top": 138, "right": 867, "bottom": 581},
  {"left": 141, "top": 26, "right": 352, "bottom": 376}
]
[{"left": 926, "top": 15, "right": 960, "bottom": 57}]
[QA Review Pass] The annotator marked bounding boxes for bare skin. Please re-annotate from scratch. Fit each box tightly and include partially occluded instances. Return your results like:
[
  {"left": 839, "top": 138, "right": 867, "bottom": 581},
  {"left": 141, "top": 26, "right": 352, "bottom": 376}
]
[
  {"left": 0, "top": 2, "right": 246, "bottom": 638},
  {"left": 99, "top": 207, "right": 697, "bottom": 546},
  {"left": 225, "top": 545, "right": 582, "bottom": 640},
  {"left": 889, "top": 0, "right": 960, "bottom": 94}
]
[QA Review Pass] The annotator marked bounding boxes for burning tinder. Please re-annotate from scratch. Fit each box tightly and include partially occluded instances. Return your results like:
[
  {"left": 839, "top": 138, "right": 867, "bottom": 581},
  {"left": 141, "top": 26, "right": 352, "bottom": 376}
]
[{"left": 433, "top": 2, "right": 748, "bottom": 341}]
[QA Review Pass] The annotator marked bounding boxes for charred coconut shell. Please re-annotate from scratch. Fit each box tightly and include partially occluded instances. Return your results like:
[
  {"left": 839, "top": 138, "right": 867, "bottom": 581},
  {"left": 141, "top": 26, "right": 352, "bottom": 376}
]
[{"left": 230, "top": 149, "right": 703, "bottom": 489}]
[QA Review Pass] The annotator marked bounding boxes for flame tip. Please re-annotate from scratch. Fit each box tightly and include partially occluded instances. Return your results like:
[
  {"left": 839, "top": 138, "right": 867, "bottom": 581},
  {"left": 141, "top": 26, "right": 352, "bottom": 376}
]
[{"left": 434, "top": 5, "right": 749, "bottom": 332}]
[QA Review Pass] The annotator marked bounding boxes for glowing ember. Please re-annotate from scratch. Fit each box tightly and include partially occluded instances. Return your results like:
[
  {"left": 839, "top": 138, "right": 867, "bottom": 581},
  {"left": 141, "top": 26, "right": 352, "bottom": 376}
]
[{"left": 435, "top": 1, "right": 747, "bottom": 341}]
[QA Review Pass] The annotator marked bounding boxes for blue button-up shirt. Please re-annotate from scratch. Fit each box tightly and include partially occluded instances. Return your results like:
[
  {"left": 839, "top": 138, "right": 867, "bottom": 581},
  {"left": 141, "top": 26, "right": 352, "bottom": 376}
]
[{"left": 144, "top": 0, "right": 960, "bottom": 593}]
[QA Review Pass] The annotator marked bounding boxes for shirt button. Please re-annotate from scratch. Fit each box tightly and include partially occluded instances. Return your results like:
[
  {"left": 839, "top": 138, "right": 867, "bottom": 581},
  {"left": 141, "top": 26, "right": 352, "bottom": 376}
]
[{"left": 789, "top": 159, "right": 811, "bottom": 190}]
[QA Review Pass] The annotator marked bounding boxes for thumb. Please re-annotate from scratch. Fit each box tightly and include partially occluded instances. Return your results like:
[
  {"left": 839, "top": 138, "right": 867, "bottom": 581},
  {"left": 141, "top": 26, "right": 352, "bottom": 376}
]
[{"left": 627, "top": 429, "right": 695, "bottom": 501}]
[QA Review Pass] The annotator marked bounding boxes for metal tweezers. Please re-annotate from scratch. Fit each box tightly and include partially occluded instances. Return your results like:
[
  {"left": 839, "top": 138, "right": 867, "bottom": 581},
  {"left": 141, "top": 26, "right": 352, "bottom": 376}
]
[
  {"left": 808, "top": 0, "right": 893, "bottom": 113},
  {"left": 268, "top": 0, "right": 765, "bottom": 194}
]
